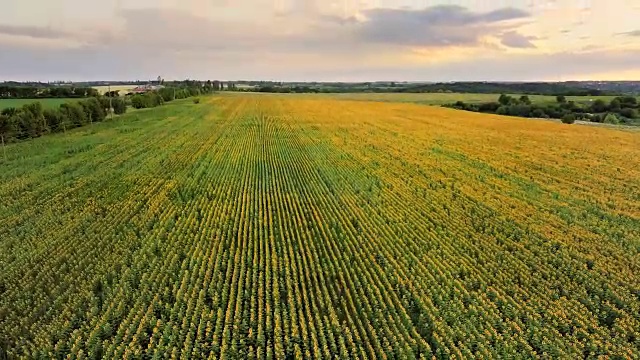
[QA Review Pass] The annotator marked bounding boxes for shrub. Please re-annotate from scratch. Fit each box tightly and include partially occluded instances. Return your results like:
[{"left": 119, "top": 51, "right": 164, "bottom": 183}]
[
  {"left": 496, "top": 106, "right": 509, "bottom": 115},
  {"left": 131, "top": 95, "right": 147, "bottom": 109},
  {"left": 146, "top": 92, "right": 164, "bottom": 107},
  {"left": 478, "top": 102, "right": 501, "bottom": 113},
  {"left": 20, "top": 103, "right": 47, "bottom": 137},
  {"left": 193, "top": 98, "right": 201, "bottom": 104},
  {"left": 531, "top": 108, "right": 548, "bottom": 118},
  {"left": 112, "top": 98, "right": 127, "bottom": 115},
  {"left": 43, "top": 108, "right": 67, "bottom": 132},
  {"left": 0, "top": 114, "right": 16, "bottom": 143},
  {"left": 561, "top": 114, "right": 576, "bottom": 124},
  {"left": 603, "top": 113, "right": 620, "bottom": 124},
  {"left": 507, "top": 105, "right": 532, "bottom": 117},
  {"left": 60, "top": 102, "right": 87, "bottom": 128},
  {"left": 79, "top": 97, "right": 106, "bottom": 123},
  {"left": 619, "top": 108, "right": 638, "bottom": 119},
  {"left": 590, "top": 99, "right": 608, "bottom": 113}
]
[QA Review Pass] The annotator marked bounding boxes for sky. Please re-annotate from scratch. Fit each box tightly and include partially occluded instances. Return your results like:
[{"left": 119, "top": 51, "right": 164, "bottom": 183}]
[{"left": 0, "top": 0, "right": 639, "bottom": 82}]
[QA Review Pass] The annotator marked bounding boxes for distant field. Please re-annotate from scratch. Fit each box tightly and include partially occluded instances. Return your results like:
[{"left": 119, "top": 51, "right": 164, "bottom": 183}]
[
  {"left": 319, "top": 92, "right": 621, "bottom": 105},
  {"left": 93, "top": 85, "right": 137, "bottom": 95},
  {"left": 0, "top": 98, "right": 77, "bottom": 111},
  {"left": 235, "top": 84, "right": 256, "bottom": 90}
]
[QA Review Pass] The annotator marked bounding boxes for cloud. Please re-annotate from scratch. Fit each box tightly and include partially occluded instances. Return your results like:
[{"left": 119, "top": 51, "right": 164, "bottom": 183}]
[
  {"left": 617, "top": 30, "right": 640, "bottom": 37},
  {"left": 500, "top": 31, "right": 537, "bottom": 48},
  {"left": 297, "top": 48, "right": 640, "bottom": 82},
  {"left": 0, "top": 4, "right": 531, "bottom": 55},
  {"left": 0, "top": 24, "right": 70, "bottom": 40},
  {"left": 350, "top": 5, "right": 530, "bottom": 48},
  {"left": 0, "top": 2, "right": 638, "bottom": 82}
]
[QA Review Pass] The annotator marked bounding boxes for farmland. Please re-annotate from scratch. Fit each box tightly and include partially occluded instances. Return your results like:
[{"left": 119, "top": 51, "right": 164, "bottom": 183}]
[
  {"left": 0, "top": 98, "right": 78, "bottom": 111},
  {"left": 93, "top": 85, "right": 138, "bottom": 95},
  {"left": 1, "top": 95, "right": 639, "bottom": 358},
  {"left": 316, "top": 92, "right": 622, "bottom": 106}
]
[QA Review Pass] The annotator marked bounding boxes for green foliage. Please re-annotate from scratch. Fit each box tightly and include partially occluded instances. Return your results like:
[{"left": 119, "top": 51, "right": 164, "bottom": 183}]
[
  {"left": 531, "top": 108, "right": 548, "bottom": 118},
  {"left": 556, "top": 95, "right": 567, "bottom": 103},
  {"left": 0, "top": 95, "right": 133, "bottom": 143},
  {"left": 193, "top": 98, "right": 201, "bottom": 104},
  {"left": 43, "top": 108, "right": 67, "bottom": 132},
  {"left": 610, "top": 99, "right": 621, "bottom": 111},
  {"left": 0, "top": 113, "right": 16, "bottom": 142},
  {"left": 498, "top": 94, "right": 515, "bottom": 106},
  {"left": 130, "top": 92, "right": 163, "bottom": 109},
  {"left": 561, "top": 113, "right": 576, "bottom": 124},
  {"left": 60, "top": 102, "right": 87, "bottom": 127},
  {"left": 619, "top": 108, "right": 638, "bottom": 119},
  {"left": 130, "top": 94, "right": 147, "bottom": 109},
  {"left": 112, "top": 98, "right": 127, "bottom": 115},
  {"left": 590, "top": 99, "right": 608, "bottom": 113},
  {"left": 603, "top": 113, "right": 620, "bottom": 124},
  {"left": 0, "top": 85, "right": 99, "bottom": 99},
  {"left": 444, "top": 94, "right": 639, "bottom": 126},
  {"left": 79, "top": 97, "right": 106, "bottom": 123}
]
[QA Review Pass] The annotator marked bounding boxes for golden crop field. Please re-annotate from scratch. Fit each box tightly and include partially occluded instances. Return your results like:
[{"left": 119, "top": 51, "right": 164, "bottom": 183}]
[
  {"left": 1, "top": 95, "right": 639, "bottom": 358},
  {"left": 93, "top": 85, "right": 138, "bottom": 95}
]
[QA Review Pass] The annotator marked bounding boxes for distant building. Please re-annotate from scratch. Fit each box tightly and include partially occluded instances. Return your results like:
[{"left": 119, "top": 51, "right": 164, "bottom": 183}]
[{"left": 130, "top": 84, "right": 164, "bottom": 94}]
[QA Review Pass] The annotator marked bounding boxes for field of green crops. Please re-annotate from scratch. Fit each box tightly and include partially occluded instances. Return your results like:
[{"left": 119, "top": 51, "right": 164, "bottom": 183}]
[{"left": 1, "top": 95, "right": 639, "bottom": 358}]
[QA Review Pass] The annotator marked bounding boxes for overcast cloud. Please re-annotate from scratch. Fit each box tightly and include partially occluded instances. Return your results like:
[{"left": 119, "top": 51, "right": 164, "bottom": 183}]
[{"left": 0, "top": 0, "right": 638, "bottom": 81}]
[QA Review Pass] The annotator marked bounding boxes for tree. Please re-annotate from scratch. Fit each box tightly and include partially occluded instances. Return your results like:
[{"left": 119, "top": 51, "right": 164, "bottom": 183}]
[
  {"left": 159, "top": 87, "right": 176, "bottom": 102},
  {"left": 498, "top": 94, "right": 513, "bottom": 106},
  {"left": 0, "top": 114, "right": 15, "bottom": 158},
  {"left": 590, "top": 99, "right": 608, "bottom": 113},
  {"left": 610, "top": 99, "right": 621, "bottom": 111},
  {"left": 60, "top": 102, "right": 87, "bottom": 128},
  {"left": 43, "top": 108, "right": 67, "bottom": 132},
  {"left": 519, "top": 95, "right": 532, "bottom": 105},
  {"left": 131, "top": 95, "right": 147, "bottom": 109},
  {"left": 561, "top": 113, "right": 576, "bottom": 124},
  {"left": 556, "top": 95, "right": 567, "bottom": 103},
  {"left": 496, "top": 106, "right": 509, "bottom": 115},
  {"left": 1, "top": 107, "right": 18, "bottom": 117},
  {"left": 80, "top": 98, "right": 106, "bottom": 123},
  {"left": 531, "top": 108, "right": 548, "bottom": 118},
  {"left": 619, "top": 108, "right": 639, "bottom": 119},
  {"left": 112, "top": 98, "right": 127, "bottom": 115},
  {"left": 590, "top": 114, "right": 603, "bottom": 123},
  {"left": 22, "top": 102, "right": 47, "bottom": 135},
  {"left": 603, "top": 113, "right": 620, "bottom": 124},
  {"left": 478, "top": 102, "right": 501, "bottom": 113},
  {"left": 615, "top": 96, "right": 637, "bottom": 108}
]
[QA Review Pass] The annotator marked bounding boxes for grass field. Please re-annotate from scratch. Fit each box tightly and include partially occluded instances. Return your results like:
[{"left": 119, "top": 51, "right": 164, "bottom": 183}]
[
  {"left": 1, "top": 95, "right": 639, "bottom": 358},
  {"left": 317, "top": 92, "right": 622, "bottom": 105},
  {"left": 0, "top": 98, "right": 78, "bottom": 111}
]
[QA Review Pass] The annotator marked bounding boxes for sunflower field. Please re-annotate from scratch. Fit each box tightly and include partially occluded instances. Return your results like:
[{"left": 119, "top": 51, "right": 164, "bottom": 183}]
[{"left": 1, "top": 95, "right": 639, "bottom": 359}]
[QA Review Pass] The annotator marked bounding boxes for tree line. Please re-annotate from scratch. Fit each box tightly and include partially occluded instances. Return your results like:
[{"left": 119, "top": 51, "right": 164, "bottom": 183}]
[
  {"left": 0, "top": 84, "right": 214, "bottom": 148},
  {"left": 244, "top": 82, "right": 617, "bottom": 95},
  {"left": 0, "top": 97, "right": 127, "bottom": 147},
  {"left": 130, "top": 85, "right": 213, "bottom": 109},
  {"left": 0, "top": 85, "right": 100, "bottom": 99},
  {"left": 444, "top": 95, "right": 639, "bottom": 125}
]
